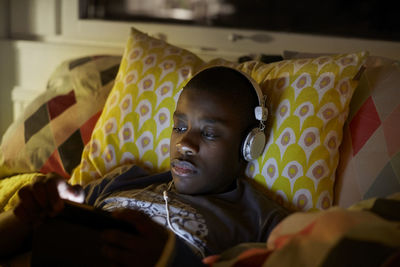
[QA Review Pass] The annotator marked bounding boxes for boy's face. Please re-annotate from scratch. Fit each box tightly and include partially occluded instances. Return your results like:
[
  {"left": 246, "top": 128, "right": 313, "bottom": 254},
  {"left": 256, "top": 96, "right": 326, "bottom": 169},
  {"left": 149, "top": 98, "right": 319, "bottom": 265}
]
[{"left": 170, "top": 88, "right": 248, "bottom": 195}]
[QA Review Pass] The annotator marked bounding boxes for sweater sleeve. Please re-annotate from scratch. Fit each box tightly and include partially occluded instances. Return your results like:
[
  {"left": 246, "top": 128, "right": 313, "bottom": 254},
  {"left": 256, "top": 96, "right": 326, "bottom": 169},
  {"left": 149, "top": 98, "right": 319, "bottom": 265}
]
[
  {"left": 260, "top": 206, "right": 291, "bottom": 242},
  {"left": 84, "top": 165, "right": 149, "bottom": 206}
]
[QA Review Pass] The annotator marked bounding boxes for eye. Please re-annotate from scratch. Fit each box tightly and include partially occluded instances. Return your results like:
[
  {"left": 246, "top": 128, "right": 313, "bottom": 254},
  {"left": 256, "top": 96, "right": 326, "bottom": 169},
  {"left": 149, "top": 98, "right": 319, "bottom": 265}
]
[
  {"left": 173, "top": 125, "right": 187, "bottom": 133},
  {"left": 202, "top": 130, "right": 218, "bottom": 140},
  {"left": 172, "top": 118, "right": 187, "bottom": 133}
]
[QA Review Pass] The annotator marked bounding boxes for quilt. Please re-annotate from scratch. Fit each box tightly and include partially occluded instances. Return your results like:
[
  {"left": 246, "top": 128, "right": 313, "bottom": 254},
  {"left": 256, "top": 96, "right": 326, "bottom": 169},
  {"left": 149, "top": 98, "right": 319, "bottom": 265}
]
[{"left": 203, "top": 194, "right": 400, "bottom": 267}]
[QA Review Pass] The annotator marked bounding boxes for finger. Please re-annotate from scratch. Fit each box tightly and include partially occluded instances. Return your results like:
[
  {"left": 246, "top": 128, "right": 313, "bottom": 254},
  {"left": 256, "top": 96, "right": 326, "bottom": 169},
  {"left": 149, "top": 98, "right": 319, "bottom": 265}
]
[
  {"left": 15, "top": 186, "right": 42, "bottom": 222},
  {"left": 101, "top": 229, "right": 142, "bottom": 251},
  {"left": 33, "top": 173, "right": 47, "bottom": 183},
  {"left": 45, "top": 172, "right": 64, "bottom": 181},
  {"left": 45, "top": 178, "right": 64, "bottom": 214},
  {"left": 101, "top": 243, "right": 157, "bottom": 267},
  {"left": 111, "top": 210, "right": 157, "bottom": 234},
  {"left": 13, "top": 203, "right": 32, "bottom": 223},
  {"left": 102, "top": 223, "right": 168, "bottom": 262},
  {"left": 116, "top": 210, "right": 168, "bottom": 241},
  {"left": 101, "top": 244, "right": 134, "bottom": 267},
  {"left": 32, "top": 181, "right": 49, "bottom": 210},
  {"left": 69, "top": 184, "right": 84, "bottom": 196},
  {"left": 58, "top": 183, "right": 85, "bottom": 203}
]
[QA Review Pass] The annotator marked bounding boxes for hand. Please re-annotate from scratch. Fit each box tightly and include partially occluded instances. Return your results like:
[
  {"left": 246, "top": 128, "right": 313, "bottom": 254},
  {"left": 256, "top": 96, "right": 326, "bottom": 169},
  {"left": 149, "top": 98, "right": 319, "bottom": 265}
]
[
  {"left": 101, "top": 209, "right": 169, "bottom": 267},
  {"left": 13, "top": 173, "right": 84, "bottom": 226}
]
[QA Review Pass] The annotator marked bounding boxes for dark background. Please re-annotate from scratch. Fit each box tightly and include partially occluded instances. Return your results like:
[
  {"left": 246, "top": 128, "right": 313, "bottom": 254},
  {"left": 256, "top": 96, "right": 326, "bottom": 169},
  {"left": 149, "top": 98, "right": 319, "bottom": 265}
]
[{"left": 80, "top": 0, "right": 400, "bottom": 42}]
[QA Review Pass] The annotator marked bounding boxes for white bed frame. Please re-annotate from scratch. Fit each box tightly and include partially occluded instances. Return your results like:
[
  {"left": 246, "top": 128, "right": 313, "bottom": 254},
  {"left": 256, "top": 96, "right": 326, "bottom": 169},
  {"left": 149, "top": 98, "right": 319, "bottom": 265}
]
[{"left": 1, "top": 0, "right": 400, "bottom": 136}]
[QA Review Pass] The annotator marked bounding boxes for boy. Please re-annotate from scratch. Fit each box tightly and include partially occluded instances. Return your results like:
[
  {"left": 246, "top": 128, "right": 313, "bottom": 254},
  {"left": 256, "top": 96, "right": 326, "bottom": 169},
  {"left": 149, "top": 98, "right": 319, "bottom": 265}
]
[{"left": 0, "top": 66, "right": 289, "bottom": 266}]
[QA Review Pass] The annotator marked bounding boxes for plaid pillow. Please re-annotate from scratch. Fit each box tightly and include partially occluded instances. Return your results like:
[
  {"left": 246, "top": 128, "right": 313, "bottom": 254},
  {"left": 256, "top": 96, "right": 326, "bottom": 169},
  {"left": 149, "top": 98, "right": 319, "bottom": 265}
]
[{"left": 0, "top": 55, "right": 121, "bottom": 179}]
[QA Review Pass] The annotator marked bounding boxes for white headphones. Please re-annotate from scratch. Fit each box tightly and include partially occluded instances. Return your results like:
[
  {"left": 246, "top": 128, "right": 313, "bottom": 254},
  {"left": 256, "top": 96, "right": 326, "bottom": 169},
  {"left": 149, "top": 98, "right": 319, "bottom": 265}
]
[
  {"left": 236, "top": 69, "right": 268, "bottom": 162},
  {"left": 194, "top": 65, "right": 269, "bottom": 162}
]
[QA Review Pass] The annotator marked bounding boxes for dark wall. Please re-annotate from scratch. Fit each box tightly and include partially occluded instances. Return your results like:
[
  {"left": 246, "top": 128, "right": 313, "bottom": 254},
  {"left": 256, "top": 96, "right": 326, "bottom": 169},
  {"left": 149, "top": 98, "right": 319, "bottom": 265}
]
[{"left": 80, "top": 0, "right": 400, "bottom": 41}]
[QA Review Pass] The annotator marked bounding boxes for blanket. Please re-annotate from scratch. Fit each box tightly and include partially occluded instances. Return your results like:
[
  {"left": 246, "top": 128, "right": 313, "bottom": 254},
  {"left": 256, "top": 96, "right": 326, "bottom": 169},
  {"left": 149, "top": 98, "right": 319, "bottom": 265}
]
[
  {"left": 0, "top": 173, "right": 399, "bottom": 266},
  {"left": 204, "top": 194, "right": 400, "bottom": 267},
  {"left": 0, "top": 173, "right": 40, "bottom": 212}
]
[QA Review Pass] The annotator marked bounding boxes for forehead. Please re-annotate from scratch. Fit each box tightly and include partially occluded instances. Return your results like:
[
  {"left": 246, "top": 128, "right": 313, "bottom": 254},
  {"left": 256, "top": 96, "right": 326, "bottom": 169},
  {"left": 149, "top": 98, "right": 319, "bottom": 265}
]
[{"left": 176, "top": 88, "right": 241, "bottom": 119}]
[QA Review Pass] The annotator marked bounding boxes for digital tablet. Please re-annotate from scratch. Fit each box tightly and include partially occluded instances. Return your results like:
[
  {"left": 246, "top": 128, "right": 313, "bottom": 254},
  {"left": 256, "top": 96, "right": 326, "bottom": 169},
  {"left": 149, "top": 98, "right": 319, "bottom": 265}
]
[
  {"left": 31, "top": 201, "right": 138, "bottom": 266},
  {"left": 57, "top": 200, "right": 138, "bottom": 234}
]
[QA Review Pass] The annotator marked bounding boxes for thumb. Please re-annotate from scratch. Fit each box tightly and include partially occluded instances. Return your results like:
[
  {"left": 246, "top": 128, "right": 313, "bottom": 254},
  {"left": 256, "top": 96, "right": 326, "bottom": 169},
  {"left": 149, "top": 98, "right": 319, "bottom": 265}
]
[{"left": 57, "top": 181, "right": 85, "bottom": 203}]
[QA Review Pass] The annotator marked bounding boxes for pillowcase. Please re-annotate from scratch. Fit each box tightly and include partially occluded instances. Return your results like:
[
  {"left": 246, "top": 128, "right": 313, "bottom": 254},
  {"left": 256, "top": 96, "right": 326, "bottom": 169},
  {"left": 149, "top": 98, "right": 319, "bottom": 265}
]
[
  {"left": 70, "top": 28, "right": 205, "bottom": 185},
  {"left": 0, "top": 55, "right": 121, "bottom": 179},
  {"left": 71, "top": 27, "right": 367, "bottom": 211},
  {"left": 335, "top": 59, "right": 400, "bottom": 207},
  {"left": 240, "top": 52, "right": 367, "bottom": 211},
  {"left": 283, "top": 51, "right": 400, "bottom": 207}
]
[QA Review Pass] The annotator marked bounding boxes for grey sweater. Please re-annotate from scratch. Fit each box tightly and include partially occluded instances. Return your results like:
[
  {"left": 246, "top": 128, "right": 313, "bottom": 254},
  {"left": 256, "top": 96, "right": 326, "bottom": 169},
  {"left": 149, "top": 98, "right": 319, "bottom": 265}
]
[{"left": 84, "top": 165, "right": 290, "bottom": 257}]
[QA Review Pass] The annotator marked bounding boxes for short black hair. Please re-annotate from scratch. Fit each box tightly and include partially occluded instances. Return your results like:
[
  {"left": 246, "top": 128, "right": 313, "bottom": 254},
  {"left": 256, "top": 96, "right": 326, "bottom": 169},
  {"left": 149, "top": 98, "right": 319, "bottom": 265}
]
[{"left": 183, "top": 66, "right": 260, "bottom": 127}]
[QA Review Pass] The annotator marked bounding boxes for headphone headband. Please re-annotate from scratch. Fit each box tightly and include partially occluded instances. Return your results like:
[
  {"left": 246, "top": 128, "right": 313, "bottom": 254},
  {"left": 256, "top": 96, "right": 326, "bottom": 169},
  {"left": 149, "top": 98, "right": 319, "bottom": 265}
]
[
  {"left": 193, "top": 65, "right": 269, "bottom": 161},
  {"left": 194, "top": 65, "right": 268, "bottom": 123}
]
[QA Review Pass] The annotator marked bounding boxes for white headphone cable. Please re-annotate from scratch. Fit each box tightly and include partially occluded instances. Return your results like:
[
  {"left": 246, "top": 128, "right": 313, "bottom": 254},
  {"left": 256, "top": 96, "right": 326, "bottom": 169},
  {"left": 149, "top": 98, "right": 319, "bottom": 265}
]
[{"left": 162, "top": 182, "right": 206, "bottom": 258}]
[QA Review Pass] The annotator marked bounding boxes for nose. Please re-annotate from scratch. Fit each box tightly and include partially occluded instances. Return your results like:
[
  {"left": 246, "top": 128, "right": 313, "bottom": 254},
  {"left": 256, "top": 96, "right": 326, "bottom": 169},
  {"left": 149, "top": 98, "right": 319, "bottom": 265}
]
[
  {"left": 176, "top": 133, "right": 199, "bottom": 156},
  {"left": 176, "top": 143, "right": 198, "bottom": 156}
]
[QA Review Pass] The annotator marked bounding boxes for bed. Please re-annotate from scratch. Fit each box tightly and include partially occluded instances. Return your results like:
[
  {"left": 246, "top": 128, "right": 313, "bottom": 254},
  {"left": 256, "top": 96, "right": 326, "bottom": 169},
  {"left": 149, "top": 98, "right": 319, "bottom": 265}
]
[{"left": 0, "top": 26, "right": 399, "bottom": 266}]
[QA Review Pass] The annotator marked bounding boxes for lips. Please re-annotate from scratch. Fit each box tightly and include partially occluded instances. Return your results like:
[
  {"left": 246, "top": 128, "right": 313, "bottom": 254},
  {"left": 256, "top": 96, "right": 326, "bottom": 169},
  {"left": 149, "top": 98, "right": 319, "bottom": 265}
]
[{"left": 171, "top": 159, "right": 198, "bottom": 177}]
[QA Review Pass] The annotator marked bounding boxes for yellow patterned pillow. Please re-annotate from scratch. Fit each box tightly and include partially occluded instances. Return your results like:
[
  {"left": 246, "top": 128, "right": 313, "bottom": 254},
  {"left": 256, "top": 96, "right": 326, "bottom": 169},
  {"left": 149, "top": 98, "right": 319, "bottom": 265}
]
[
  {"left": 238, "top": 53, "right": 367, "bottom": 211},
  {"left": 71, "top": 27, "right": 367, "bottom": 212},
  {"left": 71, "top": 28, "right": 204, "bottom": 185}
]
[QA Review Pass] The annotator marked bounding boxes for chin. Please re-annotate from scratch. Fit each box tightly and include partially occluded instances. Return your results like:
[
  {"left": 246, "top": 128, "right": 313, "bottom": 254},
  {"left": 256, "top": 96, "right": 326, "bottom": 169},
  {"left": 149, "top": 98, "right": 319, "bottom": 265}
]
[
  {"left": 174, "top": 180, "right": 194, "bottom": 194},
  {"left": 173, "top": 178, "right": 202, "bottom": 195}
]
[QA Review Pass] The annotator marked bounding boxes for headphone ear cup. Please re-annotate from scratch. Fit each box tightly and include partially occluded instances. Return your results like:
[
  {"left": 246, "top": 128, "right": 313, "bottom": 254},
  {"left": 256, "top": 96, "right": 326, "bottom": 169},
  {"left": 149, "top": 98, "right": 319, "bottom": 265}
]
[{"left": 242, "top": 128, "right": 266, "bottom": 162}]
